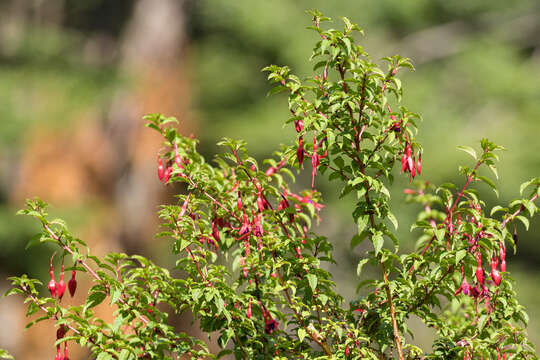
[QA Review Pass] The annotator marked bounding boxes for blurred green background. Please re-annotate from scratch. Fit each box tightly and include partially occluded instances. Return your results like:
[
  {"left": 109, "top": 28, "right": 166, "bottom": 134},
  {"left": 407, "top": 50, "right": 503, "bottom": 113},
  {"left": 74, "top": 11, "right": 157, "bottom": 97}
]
[{"left": 0, "top": 0, "right": 539, "bottom": 358}]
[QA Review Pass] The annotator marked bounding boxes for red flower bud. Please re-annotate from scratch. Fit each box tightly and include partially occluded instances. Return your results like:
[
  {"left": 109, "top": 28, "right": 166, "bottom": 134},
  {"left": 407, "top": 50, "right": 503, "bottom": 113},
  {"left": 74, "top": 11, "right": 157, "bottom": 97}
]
[
  {"left": 345, "top": 346, "right": 350, "bottom": 356},
  {"left": 500, "top": 259, "right": 506, "bottom": 273},
  {"left": 63, "top": 343, "right": 69, "bottom": 360},
  {"left": 491, "top": 257, "right": 501, "bottom": 286},
  {"left": 265, "top": 167, "right": 276, "bottom": 176},
  {"left": 491, "top": 268, "right": 501, "bottom": 286},
  {"left": 56, "top": 325, "right": 67, "bottom": 340},
  {"left": 57, "top": 265, "right": 66, "bottom": 300},
  {"left": 499, "top": 242, "right": 506, "bottom": 261},
  {"left": 163, "top": 166, "right": 173, "bottom": 183},
  {"left": 68, "top": 270, "right": 77, "bottom": 297},
  {"left": 211, "top": 219, "right": 220, "bottom": 243},
  {"left": 48, "top": 277, "right": 57, "bottom": 298},
  {"left": 264, "top": 318, "right": 278, "bottom": 334},
  {"left": 55, "top": 347, "right": 63, "bottom": 360},
  {"left": 257, "top": 194, "right": 265, "bottom": 212},
  {"left": 416, "top": 154, "right": 422, "bottom": 174},
  {"left": 400, "top": 154, "right": 407, "bottom": 173},
  {"left": 237, "top": 192, "right": 243, "bottom": 211},
  {"left": 470, "top": 285, "right": 481, "bottom": 298},
  {"left": 475, "top": 255, "right": 484, "bottom": 285},
  {"left": 295, "top": 119, "right": 304, "bottom": 132},
  {"left": 174, "top": 143, "right": 183, "bottom": 169},
  {"left": 297, "top": 136, "right": 304, "bottom": 168},
  {"left": 407, "top": 155, "right": 414, "bottom": 173},
  {"left": 157, "top": 156, "right": 165, "bottom": 181},
  {"left": 247, "top": 298, "right": 252, "bottom": 319}
]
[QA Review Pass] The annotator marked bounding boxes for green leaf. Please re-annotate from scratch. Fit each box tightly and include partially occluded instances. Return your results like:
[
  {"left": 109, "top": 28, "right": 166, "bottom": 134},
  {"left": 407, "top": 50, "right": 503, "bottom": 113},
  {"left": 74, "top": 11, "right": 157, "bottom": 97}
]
[
  {"left": 457, "top": 145, "right": 477, "bottom": 160},
  {"left": 478, "top": 176, "right": 498, "bottom": 197},
  {"left": 357, "top": 215, "right": 369, "bottom": 233},
  {"left": 515, "top": 216, "right": 530, "bottom": 231},
  {"left": 85, "top": 291, "right": 107, "bottom": 310},
  {"left": 350, "top": 232, "right": 368, "bottom": 250},
  {"left": 488, "top": 164, "right": 499, "bottom": 180},
  {"left": 490, "top": 205, "right": 506, "bottom": 216},
  {"left": 372, "top": 232, "right": 384, "bottom": 255},
  {"left": 118, "top": 349, "right": 131, "bottom": 360},
  {"left": 387, "top": 212, "right": 398, "bottom": 230},
  {"left": 455, "top": 250, "right": 467, "bottom": 265},
  {"left": 96, "top": 352, "right": 114, "bottom": 360},
  {"left": 298, "top": 328, "right": 307, "bottom": 342},
  {"left": 306, "top": 274, "right": 318, "bottom": 291},
  {"left": 520, "top": 180, "right": 533, "bottom": 196},
  {"left": 435, "top": 228, "right": 446, "bottom": 242},
  {"left": 356, "top": 258, "right": 369, "bottom": 277}
]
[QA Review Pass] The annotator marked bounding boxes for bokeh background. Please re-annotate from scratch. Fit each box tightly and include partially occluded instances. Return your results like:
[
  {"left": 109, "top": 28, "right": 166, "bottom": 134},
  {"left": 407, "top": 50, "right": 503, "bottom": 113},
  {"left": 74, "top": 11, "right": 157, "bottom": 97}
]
[{"left": 0, "top": 1, "right": 539, "bottom": 358}]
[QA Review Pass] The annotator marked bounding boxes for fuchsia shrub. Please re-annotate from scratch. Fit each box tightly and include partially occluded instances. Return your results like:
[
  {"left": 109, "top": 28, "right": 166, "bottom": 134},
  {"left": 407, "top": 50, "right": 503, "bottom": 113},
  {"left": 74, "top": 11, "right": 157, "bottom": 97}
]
[{"left": 2, "top": 10, "right": 539, "bottom": 360}]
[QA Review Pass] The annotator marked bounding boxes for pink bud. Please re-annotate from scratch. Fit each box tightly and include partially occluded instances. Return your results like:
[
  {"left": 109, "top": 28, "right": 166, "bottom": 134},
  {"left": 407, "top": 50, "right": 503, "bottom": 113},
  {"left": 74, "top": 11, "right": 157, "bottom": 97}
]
[
  {"left": 63, "top": 343, "right": 69, "bottom": 360},
  {"left": 265, "top": 167, "right": 276, "bottom": 176},
  {"left": 257, "top": 194, "right": 265, "bottom": 212},
  {"left": 297, "top": 136, "right": 304, "bottom": 168},
  {"left": 416, "top": 154, "right": 422, "bottom": 174},
  {"left": 56, "top": 325, "right": 67, "bottom": 340},
  {"left": 157, "top": 156, "right": 165, "bottom": 181},
  {"left": 211, "top": 220, "right": 220, "bottom": 243},
  {"left": 400, "top": 154, "right": 407, "bottom": 173},
  {"left": 173, "top": 143, "right": 183, "bottom": 166},
  {"left": 48, "top": 277, "right": 57, "bottom": 298},
  {"left": 407, "top": 156, "right": 414, "bottom": 173},
  {"left": 57, "top": 265, "right": 66, "bottom": 299},
  {"left": 491, "top": 268, "right": 501, "bottom": 286},
  {"left": 295, "top": 119, "right": 304, "bottom": 132},
  {"left": 499, "top": 242, "right": 506, "bottom": 261},
  {"left": 491, "top": 257, "right": 501, "bottom": 285},
  {"left": 237, "top": 192, "right": 243, "bottom": 211},
  {"left": 163, "top": 166, "right": 173, "bottom": 183},
  {"left": 500, "top": 259, "right": 506, "bottom": 273},
  {"left": 247, "top": 298, "right": 252, "bottom": 319},
  {"left": 476, "top": 255, "right": 484, "bottom": 285},
  {"left": 55, "top": 347, "right": 62, "bottom": 360}
]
